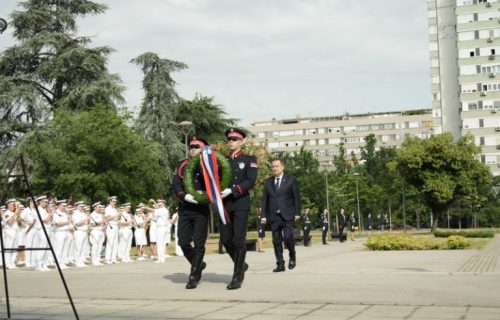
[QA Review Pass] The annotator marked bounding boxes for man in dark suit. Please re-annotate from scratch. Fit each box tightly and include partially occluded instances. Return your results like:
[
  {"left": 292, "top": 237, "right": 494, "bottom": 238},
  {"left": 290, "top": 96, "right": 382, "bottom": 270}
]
[
  {"left": 338, "top": 208, "right": 346, "bottom": 243},
  {"left": 261, "top": 158, "right": 301, "bottom": 272}
]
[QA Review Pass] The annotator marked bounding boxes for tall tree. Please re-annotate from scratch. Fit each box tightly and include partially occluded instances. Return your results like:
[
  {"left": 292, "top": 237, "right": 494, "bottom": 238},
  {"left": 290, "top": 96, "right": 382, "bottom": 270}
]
[
  {"left": 0, "top": 0, "right": 124, "bottom": 151},
  {"left": 131, "top": 52, "right": 187, "bottom": 178},
  {"left": 19, "top": 105, "right": 164, "bottom": 203},
  {"left": 390, "top": 133, "right": 492, "bottom": 230},
  {"left": 175, "top": 94, "right": 237, "bottom": 143}
]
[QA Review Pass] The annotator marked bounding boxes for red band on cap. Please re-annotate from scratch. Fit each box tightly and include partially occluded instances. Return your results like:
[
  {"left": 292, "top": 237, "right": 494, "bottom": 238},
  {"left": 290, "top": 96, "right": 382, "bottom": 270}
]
[
  {"left": 189, "top": 139, "right": 206, "bottom": 147},
  {"left": 228, "top": 132, "right": 244, "bottom": 139}
]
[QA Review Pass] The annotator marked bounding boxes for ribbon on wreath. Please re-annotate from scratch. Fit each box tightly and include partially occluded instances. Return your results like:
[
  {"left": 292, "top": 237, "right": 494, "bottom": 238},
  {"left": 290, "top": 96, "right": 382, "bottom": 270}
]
[{"left": 200, "top": 146, "right": 231, "bottom": 225}]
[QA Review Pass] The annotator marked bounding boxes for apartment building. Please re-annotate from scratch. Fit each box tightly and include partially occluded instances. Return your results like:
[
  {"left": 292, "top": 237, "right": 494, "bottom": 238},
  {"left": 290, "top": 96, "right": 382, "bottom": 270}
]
[
  {"left": 428, "top": 0, "right": 500, "bottom": 175},
  {"left": 246, "top": 110, "right": 433, "bottom": 168}
]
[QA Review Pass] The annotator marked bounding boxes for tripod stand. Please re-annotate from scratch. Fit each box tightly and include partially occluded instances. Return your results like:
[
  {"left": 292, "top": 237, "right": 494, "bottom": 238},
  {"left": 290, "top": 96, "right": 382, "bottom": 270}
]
[{"left": 0, "top": 154, "right": 79, "bottom": 319}]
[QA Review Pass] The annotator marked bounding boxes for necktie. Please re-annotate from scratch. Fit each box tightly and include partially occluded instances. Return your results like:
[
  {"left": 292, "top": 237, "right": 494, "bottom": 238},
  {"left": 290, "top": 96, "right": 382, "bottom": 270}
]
[{"left": 275, "top": 177, "right": 280, "bottom": 190}]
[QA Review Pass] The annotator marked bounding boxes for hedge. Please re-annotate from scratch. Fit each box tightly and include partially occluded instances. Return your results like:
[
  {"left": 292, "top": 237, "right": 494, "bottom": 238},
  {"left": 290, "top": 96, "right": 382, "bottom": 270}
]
[
  {"left": 366, "top": 233, "right": 470, "bottom": 250},
  {"left": 433, "top": 230, "right": 494, "bottom": 238}
]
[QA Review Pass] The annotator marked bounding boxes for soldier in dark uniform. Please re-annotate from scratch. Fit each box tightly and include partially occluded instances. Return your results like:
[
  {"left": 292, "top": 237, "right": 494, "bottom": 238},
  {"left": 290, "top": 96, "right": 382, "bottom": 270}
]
[
  {"left": 172, "top": 137, "right": 210, "bottom": 289},
  {"left": 320, "top": 208, "right": 329, "bottom": 245},
  {"left": 256, "top": 208, "right": 265, "bottom": 252},
  {"left": 302, "top": 208, "right": 312, "bottom": 247},
  {"left": 220, "top": 127, "right": 258, "bottom": 290}
]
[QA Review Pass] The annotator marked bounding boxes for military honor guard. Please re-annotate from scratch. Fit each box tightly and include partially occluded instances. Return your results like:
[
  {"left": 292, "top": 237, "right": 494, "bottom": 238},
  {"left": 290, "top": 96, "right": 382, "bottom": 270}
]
[
  {"left": 220, "top": 128, "right": 258, "bottom": 290},
  {"left": 72, "top": 201, "right": 89, "bottom": 267},
  {"left": 133, "top": 207, "right": 148, "bottom": 260},
  {"left": 20, "top": 198, "right": 36, "bottom": 268},
  {"left": 118, "top": 203, "right": 134, "bottom": 262},
  {"left": 147, "top": 204, "right": 158, "bottom": 260},
  {"left": 154, "top": 199, "right": 171, "bottom": 263},
  {"left": 89, "top": 202, "right": 105, "bottom": 266},
  {"left": 52, "top": 199, "right": 72, "bottom": 269},
  {"left": 104, "top": 196, "right": 120, "bottom": 264},
  {"left": 261, "top": 158, "right": 301, "bottom": 272},
  {"left": 33, "top": 195, "right": 51, "bottom": 271},
  {"left": 172, "top": 137, "right": 210, "bottom": 289},
  {"left": 2, "top": 199, "right": 19, "bottom": 269},
  {"left": 16, "top": 202, "right": 27, "bottom": 266}
]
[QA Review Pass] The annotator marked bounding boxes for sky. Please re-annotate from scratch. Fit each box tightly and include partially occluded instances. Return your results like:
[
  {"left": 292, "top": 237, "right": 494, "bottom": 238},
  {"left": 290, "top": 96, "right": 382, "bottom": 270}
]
[{"left": 0, "top": 0, "right": 430, "bottom": 125}]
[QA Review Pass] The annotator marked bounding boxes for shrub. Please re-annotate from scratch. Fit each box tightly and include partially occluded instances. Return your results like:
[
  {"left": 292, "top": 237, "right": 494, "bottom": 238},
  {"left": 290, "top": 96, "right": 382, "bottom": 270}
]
[
  {"left": 434, "top": 230, "right": 494, "bottom": 238},
  {"left": 447, "top": 235, "right": 470, "bottom": 249},
  {"left": 366, "top": 233, "right": 450, "bottom": 251}
]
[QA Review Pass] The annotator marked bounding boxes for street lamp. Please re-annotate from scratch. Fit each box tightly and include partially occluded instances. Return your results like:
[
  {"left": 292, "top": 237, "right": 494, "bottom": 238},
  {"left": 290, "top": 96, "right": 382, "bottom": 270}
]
[
  {"left": 0, "top": 18, "right": 7, "bottom": 34},
  {"left": 353, "top": 172, "right": 362, "bottom": 235},
  {"left": 178, "top": 121, "right": 193, "bottom": 158},
  {"left": 322, "top": 162, "right": 332, "bottom": 237}
]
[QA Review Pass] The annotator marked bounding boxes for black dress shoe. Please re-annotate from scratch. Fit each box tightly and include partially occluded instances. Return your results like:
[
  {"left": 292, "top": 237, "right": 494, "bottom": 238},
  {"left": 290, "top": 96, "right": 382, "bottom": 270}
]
[
  {"left": 273, "top": 262, "right": 285, "bottom": 272},
  {"left": 288, "top": 258, "right": 296, "bottom": 270}
]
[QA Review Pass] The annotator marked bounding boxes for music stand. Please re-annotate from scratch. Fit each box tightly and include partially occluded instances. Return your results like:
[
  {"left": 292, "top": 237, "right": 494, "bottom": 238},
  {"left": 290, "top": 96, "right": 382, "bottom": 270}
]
[{"left": 0, "top": 154, "right": 79, "bottom": 319}]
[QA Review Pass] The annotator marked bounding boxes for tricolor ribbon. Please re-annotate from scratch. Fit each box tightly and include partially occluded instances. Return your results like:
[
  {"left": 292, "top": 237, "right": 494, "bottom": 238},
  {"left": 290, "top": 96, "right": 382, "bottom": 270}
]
[{"left": 200, "top": 146, "right": 231, "bottom": 225}]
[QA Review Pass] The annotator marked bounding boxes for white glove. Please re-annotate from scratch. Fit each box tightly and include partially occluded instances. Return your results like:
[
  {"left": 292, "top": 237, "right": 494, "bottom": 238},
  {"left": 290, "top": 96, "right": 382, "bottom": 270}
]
[
  {"left": 221, "top": 188, "right": 232, "bottom": 199},
  {"left": 260, "top": 217, "right": 267, "bottom": 224},
  {"left": 184, "top": 194, "right": 198, "bottom": 204}
]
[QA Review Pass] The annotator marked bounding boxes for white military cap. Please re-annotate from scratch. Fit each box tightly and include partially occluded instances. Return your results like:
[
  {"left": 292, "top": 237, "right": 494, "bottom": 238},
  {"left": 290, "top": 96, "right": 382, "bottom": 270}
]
[
  {"left": 5, "top": 198, "right": 16, "bottom": 205},
  {"left": 157, "top": 199, "right": 166, "bottom": 203},
  {"left": 66, "top": 205, "right": 74, "bottom": 211},
  {"left": 35, "top": 195, "right": 47, "bottom": 202},
  {"left": 137, "top": 204, "right": 144, "bottom": 208},
  {"left": 92, "top": 201, "right": 101, "bottom": 208},
  {"left": 123, "top": 203, "right": 131, "bottom": 207},
  {"left": 135, "top": 208, "right": 141, "bottom": 213},
  {"left": 107, "top": 196, "right": 117, "bottom": 201},
  {"left": 56, "top": 199, "right": 67, "bottom": 205},
  {"left": 74, "top": 201, "right": 85, "bottom": 207}
]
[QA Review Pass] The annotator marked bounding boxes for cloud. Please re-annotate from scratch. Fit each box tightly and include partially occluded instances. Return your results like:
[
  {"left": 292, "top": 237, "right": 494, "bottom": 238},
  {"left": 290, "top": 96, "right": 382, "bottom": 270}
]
[{"left": 0, "top": 0, "right": 430, "bottom": 125}]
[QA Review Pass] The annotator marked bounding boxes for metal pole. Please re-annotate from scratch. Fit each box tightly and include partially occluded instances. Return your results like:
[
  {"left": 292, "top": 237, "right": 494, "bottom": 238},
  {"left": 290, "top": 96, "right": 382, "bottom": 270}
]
[
  {"left": 184, "top": 132, "right": 188, "bottom": 159},
  {"left": 19, "top": 155, "right": 80, "bottom": 320},
  {"left": 355, "top": 178, "right": 361, "bottom": 235},
  {"left": 325, "top": 170, "right": 331, "bottom": 237},
  {"left": 402, "top": 181, "right": 406, "bottom": 233}
]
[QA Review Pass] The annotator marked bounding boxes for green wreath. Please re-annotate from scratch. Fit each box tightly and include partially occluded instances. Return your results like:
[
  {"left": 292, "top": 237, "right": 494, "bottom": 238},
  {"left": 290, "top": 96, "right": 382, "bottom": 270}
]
[{"left": 183, "top": 151, "right": 231, "bottom": 204}]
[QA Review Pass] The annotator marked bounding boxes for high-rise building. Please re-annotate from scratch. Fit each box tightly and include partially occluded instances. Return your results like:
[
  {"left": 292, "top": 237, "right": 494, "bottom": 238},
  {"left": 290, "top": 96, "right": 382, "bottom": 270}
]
[
  {"left": 246, "top": 110, "right": 433, "bottom": 169},
  {"left": 428, "top": 0, "right": 500, "bottom": 175}
]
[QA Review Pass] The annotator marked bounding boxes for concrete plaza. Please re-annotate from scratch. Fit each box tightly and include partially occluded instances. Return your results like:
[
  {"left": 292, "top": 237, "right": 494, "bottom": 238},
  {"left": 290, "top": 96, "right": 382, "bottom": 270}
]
[{"left": 1, "top": 235, "right": 500, "bottom": 319}]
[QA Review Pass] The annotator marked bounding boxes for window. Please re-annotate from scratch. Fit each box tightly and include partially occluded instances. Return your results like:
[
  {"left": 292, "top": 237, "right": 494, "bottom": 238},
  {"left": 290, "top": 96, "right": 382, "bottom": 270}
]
[
  {"left": 469, "top": 102, "right": 478, "bottom": 110},
  {"left": 479, "top": 119, "right": 484, "bottom": 128},
  {"left": 480, "top": 137, "right": 485, "bottom": 146}
]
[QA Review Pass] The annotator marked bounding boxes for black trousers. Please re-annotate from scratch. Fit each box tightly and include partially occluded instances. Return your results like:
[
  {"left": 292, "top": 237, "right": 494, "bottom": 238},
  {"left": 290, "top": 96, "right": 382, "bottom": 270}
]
[
  {"left": 322, "top": 223, "right": 328, "bottom": 244},
  {"left": 339, "top": 225, "right": 345, "bottom": 242},
  {"left": 271, "top": 215, "right": 295, "bottom": 264},
  {"left": 303, "top": 224, "right": 311, "bottom": 246},
  {"left": 178, "top": 210, "right": 209, "bottom": 263},
  {"left": 220, "top": 209, "right": 249, "bottom": 255}
]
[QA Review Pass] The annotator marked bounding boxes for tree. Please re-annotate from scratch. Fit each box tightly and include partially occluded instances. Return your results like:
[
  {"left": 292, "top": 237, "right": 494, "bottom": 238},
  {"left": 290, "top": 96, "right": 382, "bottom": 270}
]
[
  {"left": 390, "top": 133, "right": 492, "bottom": 230},
  {"left": 131, "top": 52, "right": 187, "bottom": 179},
  {"left": 175, "top": 94, "right": 237, "bottom": 143},
  {"left": 19, "top": 105, "right": 164, "bottom": 203},
  {"left": 0, "top": 0, "right": 124, "bottom": 151}
]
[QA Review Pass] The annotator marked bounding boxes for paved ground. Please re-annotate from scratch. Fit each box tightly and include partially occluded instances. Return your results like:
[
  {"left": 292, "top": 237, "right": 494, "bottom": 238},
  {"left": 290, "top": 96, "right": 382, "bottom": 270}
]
[{"left": 1, "top": 235, "right": 500, "bottom": 319}]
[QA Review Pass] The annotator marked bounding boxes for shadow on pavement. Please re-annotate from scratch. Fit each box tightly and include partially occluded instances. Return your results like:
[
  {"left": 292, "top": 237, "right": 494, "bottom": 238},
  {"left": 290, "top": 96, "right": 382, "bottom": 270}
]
[{"left": 163, "top": 272, "right": 232, "bottom": 284}]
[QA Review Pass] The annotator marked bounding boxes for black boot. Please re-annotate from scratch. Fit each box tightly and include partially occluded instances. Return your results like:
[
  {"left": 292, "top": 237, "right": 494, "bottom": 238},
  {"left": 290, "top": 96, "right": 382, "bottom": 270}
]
[
  {"left": 228, "top": 248, "right": 249, "bottom": 272},
  {"left": 273, "top": 261, "right": 285, "bottom": 272},
  {"left": 227, "top": 250, "right": 246, "bottom": 290},
  {"left": 196, "top": 261, "right": 207, "bottom": 282},
  {"left": 186, "top": 254, "right": 204, "bottom": 289},
  {"left": 288, "top": 252, "right": 296, "bottom": 270}
]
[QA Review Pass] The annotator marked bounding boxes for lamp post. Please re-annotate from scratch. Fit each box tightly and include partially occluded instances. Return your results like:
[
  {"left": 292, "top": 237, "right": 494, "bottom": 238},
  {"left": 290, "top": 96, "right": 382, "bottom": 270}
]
[
  {"left": 323, "top": 162, "right": 332, "bottom": 237},
  {"left": 0, "top": 18, "right": 7, "bottom": 34},
  {"left": 178, "top": 121, "right": 193, "bottom": 158},
  {"left": 353, "top": 172, "right": 362, "bottom": 235},
  {"left": 402, "top": 180, "right": 407, "bottom": 233}
]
